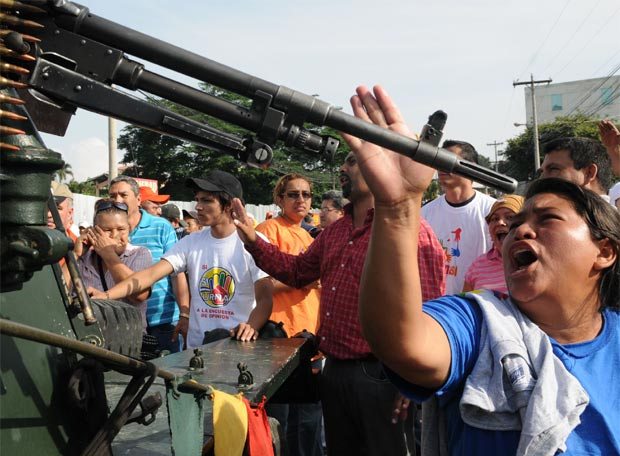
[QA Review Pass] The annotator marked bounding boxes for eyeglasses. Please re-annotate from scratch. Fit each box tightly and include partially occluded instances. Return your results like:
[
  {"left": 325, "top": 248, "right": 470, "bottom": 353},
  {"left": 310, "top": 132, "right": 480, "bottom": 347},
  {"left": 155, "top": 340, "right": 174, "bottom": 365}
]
[
  {"left": 283, "top": 191, "right": 312, "bottom": 200},
  {"left": 95, "top": 201, "right": 129, "bottom": 213},
  {"left": 320, "top": 207, "right": 340, "bottom": 214}
]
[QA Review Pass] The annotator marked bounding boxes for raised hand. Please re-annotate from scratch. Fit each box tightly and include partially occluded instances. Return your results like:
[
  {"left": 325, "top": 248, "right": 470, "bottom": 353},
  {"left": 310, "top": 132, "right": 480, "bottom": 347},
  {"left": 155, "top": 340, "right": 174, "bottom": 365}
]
[
  {"left": 87, "top": 226, "right": 119, "bottom": 258},
  {"left": 231, "top": 198, "right": 257, "bottom": 244},
  {"left": 598, "top": 119, "right": 620, "bottom": 176},
  {"left": 341, "top": 85, "right": 435, "bottom": 206}
]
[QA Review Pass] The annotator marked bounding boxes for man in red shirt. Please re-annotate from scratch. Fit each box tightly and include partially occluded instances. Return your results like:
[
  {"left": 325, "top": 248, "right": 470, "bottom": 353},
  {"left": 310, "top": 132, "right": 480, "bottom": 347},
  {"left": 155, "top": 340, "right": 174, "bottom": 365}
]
[{"left": 233, "top": 150, "right": 445, "bottom": 455}]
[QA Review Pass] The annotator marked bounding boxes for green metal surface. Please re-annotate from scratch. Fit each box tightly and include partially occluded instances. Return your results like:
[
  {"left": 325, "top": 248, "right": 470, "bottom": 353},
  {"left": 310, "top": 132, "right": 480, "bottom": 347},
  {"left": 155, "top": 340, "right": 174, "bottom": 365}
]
[
  {"left": 110, "top": 338, "right": 307, "bottom": 454},
  {"left": 0, "top": 267, "right": 77, "bottom": 454},
  {"left": 0, "top": 148, "right": 63, "bottom": 226}
]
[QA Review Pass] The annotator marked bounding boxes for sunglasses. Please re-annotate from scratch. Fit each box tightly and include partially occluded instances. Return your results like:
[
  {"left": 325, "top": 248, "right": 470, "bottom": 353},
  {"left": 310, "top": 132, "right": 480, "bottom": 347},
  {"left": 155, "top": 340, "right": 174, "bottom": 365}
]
[
  {"left": 95, "top": 201, "right": 129, "bottom": 213},
  {"left": 283, "top": 191, "right": 312, "bottom": 200}
]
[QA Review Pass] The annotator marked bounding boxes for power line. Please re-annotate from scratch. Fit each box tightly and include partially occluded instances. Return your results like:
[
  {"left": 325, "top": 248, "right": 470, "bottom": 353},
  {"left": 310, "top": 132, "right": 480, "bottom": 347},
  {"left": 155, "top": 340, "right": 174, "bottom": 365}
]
[
  {"left": 581, "top": 78, "right": 620, "bottom": 117},
  {"left": 540, "top": 0, "right": 604, "bottom": 75},
  {"left": 591, "top": 50, "right": 620, "bottom": 78},
  {"left": 553, "top": 4, "right": 620, "bottom": 78},
  {"left": 516, "top": 0, "right": 572, "bottom": 80},
  {"left": 566, "top": 63, "right": 620, "bottom": 116}
]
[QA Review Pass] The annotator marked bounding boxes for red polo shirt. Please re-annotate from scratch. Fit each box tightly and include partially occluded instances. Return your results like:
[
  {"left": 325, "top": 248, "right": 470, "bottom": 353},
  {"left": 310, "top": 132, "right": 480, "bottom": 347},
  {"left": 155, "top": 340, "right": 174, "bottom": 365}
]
[{"left": 246, "top": 205, "right": 445, "bottom": 360}]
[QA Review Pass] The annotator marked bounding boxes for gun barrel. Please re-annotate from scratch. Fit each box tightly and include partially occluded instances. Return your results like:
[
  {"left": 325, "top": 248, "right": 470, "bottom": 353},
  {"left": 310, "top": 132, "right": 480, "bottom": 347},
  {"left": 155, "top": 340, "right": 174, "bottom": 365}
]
[{"left": 48, "top": 3, "right": 517, "bottom": 192}]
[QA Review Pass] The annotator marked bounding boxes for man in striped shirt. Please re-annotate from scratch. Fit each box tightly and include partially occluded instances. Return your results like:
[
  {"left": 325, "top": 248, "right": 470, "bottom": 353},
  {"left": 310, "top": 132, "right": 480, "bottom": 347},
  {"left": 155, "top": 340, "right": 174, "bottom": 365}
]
[{"left": 109, "top": 176, "right": 188, "bottom": 354}]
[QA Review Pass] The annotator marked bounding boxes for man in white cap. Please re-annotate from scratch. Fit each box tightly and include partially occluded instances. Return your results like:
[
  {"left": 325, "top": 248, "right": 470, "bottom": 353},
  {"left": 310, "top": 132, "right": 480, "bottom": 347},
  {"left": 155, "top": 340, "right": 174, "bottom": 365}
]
[{"left": 48, "top": 181, "right": 76, "bottom": 238}]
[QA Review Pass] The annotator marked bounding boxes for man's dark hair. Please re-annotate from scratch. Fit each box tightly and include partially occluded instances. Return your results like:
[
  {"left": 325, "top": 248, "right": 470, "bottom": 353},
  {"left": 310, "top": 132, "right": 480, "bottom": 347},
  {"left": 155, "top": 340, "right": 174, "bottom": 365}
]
[
  {"left": 525, "top": 178, "right": 620, "bottom": 310},
  {"left": 442, "top": 140, "right": 479, "bottom": 164},
  {"left": 109, "top": 175, "right": 140, "bottom": 196},
  {"left": 194, "top": 190, "right": 233, "bottom": 210},
  {"left": 321, "top": 190, "right": 347, "bottom": 210},
  {"left": 543, "top": 137, "right": 613, "bottom": 192}
]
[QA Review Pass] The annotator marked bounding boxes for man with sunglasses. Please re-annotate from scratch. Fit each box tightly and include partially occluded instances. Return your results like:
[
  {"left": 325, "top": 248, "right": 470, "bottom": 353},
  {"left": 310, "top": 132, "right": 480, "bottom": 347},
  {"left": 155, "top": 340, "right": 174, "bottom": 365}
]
[
  {"left": 421, "top": 140, "right": 496, "bottom": 295},
  {"left": 91, "top": 171, "right": 272, "bottom": 347},
  {"left": 78, "top": 199, "right": 152, "bottom": 329},
  {"left": 232, "top": 151, "right": 446, "bottom": 455}
]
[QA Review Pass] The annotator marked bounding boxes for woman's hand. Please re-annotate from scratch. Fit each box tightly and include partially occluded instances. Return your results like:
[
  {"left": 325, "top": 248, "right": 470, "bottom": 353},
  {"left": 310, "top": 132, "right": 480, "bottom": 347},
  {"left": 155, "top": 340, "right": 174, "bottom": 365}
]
[{"left": 87, "top": 226, "right": 118, "bottom": 258}]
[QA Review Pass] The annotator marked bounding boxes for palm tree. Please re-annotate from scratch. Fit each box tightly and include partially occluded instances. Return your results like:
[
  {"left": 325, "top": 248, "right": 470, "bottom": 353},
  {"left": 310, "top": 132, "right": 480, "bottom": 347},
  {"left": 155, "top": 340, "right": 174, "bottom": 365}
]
[{"left": 54, "top": 162, "right": 74, "bottom": 183}]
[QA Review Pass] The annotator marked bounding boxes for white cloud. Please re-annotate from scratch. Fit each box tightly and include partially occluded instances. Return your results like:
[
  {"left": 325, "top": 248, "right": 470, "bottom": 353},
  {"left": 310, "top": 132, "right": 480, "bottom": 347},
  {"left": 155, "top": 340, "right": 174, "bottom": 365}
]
[{"left": 55, "top": 137, "right": 109, "bottom": 182}]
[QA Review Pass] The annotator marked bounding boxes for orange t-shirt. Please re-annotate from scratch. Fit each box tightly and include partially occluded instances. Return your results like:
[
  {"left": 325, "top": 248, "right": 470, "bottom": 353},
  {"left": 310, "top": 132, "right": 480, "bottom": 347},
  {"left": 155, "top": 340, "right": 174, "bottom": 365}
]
[{"left": 255, "top": 217, "right": 320, "bottom": 336}]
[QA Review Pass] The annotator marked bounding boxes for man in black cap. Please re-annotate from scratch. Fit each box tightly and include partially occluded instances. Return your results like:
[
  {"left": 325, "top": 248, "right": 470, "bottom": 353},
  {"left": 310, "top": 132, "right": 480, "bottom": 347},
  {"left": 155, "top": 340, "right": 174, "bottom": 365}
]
[
  {"left": 88, "top": 170, "right": 273, "bottom": 347},
  {"left": 161, "top": 203, "right": 188, "bottom": 240}
]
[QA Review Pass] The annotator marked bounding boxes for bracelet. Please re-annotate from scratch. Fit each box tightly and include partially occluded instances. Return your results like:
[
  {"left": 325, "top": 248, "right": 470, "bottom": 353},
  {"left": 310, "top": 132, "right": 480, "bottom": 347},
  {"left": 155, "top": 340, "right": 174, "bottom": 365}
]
[{"left": 179, "top": 312, "right": 190, "bottom": 319}]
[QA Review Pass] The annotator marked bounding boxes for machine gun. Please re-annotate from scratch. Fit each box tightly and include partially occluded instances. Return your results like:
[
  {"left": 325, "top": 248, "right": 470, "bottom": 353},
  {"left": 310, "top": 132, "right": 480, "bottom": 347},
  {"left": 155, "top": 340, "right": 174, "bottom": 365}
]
[
  {"left": 1, "top": 1, "right": 517, "bottom": 187},
  {"left": 0, "top": 2, "right": 518, "bottom": 454}
]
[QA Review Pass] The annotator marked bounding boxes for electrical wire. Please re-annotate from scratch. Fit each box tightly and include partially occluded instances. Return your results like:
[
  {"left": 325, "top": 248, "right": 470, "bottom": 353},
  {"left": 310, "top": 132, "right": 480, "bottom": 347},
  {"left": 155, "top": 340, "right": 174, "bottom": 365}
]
[
  {"left": 565, "top": 63, "right": 620, "bottom": 116},
  {"left": 540, "top": 0, "right": 604, "bottom": 76},
  {"left": 591, "top": 50, "right": 620, "bottom": 78},
  {"left": 516, "top": 0, "right": 572, "bottom": 80},
  {"left": 553, "top": 4, "right": 620, "bottom": 78}
]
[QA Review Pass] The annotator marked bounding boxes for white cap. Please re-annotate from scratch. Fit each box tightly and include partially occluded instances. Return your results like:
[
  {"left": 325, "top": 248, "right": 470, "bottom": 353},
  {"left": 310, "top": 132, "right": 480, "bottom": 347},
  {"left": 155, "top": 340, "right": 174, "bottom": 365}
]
[{"left": 78, "top": 220, "right": 91, "bottom": 229}]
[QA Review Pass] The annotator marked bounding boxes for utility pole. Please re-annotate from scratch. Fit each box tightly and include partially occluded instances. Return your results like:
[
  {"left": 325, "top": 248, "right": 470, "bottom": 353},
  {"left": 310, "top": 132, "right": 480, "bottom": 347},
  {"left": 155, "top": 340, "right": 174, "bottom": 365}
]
[
  {"left": 487, "top": 140, "right": 503, "bottom": 172},
  {"left": 108, "top": 117, "right": 118, "bottom": 187},
  {"left": 513, "top": 74, "right": 552, "bottom": 172}
]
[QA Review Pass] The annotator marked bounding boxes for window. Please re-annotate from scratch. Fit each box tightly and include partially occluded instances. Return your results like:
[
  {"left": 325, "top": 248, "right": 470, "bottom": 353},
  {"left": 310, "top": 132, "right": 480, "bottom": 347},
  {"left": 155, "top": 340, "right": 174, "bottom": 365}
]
[
  {"left": 601, "top": 88, "right": 613, "bottom": 106},
  {"left": 551, "top": 94, "right": 563, "bottom": 111}
]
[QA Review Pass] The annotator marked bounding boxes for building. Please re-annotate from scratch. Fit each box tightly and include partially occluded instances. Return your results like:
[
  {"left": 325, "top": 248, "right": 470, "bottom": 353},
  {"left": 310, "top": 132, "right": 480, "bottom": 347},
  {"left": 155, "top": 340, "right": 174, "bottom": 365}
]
[{"left": 523, "top": 75, "right": 620, "bottom": 125}]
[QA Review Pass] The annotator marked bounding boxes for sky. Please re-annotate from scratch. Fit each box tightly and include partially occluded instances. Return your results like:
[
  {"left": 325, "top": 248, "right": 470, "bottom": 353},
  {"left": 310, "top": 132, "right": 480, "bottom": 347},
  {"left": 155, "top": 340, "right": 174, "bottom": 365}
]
[{"left": 39, "top": 0, "right": 620, "bottom": 182}]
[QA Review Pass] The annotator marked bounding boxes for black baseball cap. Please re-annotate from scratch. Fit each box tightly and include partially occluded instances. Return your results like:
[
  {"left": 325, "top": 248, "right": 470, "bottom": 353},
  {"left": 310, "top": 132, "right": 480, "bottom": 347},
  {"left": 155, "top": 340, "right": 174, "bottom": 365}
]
[
  {"left": 161, "top": 204, "right": 188, "bottom": 227},
  {"left": 182, "top": 209, "right": 199, "bottom": 220},
  {"left": 186, "top": 170, "right": 243, "bottom": 200}
]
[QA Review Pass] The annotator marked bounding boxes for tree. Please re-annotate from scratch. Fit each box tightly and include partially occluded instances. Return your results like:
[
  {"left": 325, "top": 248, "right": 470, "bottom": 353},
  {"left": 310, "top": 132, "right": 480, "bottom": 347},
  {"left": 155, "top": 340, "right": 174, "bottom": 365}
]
[
  {"left": 500, "top": 114, "right": 600, "bottom": 182},
  {"left": 117, "top": 84, "right": 350, "bottom": 204},
  {"left": 54, "top": 162, "right": 74, "bottom": 182},
  {"left": 68, "top": 179, "right": 98, "bottom": 196}
]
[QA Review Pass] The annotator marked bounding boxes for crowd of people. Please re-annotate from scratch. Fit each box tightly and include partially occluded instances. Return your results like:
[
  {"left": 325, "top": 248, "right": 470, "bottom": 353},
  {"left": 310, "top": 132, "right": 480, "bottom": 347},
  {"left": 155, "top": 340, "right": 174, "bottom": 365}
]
[{"left": 47, "top": 92, "right": 620, "bottom": 455}]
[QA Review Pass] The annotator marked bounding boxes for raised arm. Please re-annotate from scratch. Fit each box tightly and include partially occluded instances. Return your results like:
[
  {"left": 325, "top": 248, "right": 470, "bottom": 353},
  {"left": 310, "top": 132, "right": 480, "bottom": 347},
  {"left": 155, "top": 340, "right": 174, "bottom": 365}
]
[
  {"left": 343, "top": 85, "right": 451, "bottom": 388},
  {"left": 599, "top": 120, "right": 620, "bottom": 176},
  {"left": 232, "top": 201, "right": 321, "bottom": 288},
  {"left": 89, "top": 259, "right": 173, "bottom": 302}
]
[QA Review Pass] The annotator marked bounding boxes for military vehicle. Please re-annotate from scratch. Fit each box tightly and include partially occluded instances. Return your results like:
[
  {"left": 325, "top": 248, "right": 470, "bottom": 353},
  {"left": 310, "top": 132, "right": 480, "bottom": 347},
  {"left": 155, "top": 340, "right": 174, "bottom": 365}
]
[{"left": 0, "top": 1, "right": 516, "bottom": 454}]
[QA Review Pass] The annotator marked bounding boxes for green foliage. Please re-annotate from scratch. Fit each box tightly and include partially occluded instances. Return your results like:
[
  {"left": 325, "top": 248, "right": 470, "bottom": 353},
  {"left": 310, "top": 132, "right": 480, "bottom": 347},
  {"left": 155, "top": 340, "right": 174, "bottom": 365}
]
[
  {"left": 68, "top": 179, "right": 98, "bottom": 196},
  {"left": 423, "top": 180, "right": 440, "bottom": 204},
  {"left": 53, "top": 162, "right": 74, "bottom": 183},
  {"left": 500, "top": 114, "right": 600, "bottom": 182},
  {"left": 117, "top": 85, "right": 349, "bottom": 205}
]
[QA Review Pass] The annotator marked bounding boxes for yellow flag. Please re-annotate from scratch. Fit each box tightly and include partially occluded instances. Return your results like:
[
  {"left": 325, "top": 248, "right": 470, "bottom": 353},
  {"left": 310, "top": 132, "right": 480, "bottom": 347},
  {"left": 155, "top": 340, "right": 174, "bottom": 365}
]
[{"left": 212, "top": 389, "right": 248, "bottom": 456}]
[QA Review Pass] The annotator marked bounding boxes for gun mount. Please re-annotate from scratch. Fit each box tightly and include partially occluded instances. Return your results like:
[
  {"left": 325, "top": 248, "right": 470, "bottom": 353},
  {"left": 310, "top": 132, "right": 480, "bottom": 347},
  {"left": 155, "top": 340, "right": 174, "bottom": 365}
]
[{"left": 0, "top": 1, "right": 518, "bottom": 454}]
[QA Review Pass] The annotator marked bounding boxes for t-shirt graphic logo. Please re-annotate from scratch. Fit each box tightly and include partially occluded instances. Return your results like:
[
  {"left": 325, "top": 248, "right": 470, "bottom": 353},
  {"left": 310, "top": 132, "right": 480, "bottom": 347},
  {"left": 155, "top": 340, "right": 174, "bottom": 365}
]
[
  {"left": 450, "top": 227, "right": 462, "bottom": 258},
  {"left": 199, "top": 267, "right": 236, "bottom": 308}
]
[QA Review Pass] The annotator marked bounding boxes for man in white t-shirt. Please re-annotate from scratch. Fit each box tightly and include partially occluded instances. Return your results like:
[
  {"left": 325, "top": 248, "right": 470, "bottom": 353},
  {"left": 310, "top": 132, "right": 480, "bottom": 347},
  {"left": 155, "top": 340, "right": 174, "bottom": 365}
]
[
  {"left": 88, "top": 170, "right": 273, "bottom": 348},
  {"left": 422, "top": 140, "right": 496, "bottom": 294}
]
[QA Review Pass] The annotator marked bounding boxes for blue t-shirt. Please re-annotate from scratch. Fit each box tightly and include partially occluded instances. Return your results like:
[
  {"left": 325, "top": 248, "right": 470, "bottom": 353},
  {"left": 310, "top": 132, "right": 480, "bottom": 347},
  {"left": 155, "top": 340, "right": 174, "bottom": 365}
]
[
  {"left": 388, "top": 295, "right": 620, "bottom": 456},
  {"left": 130, "top": 209, "right": 179, "bottom": 326}
]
